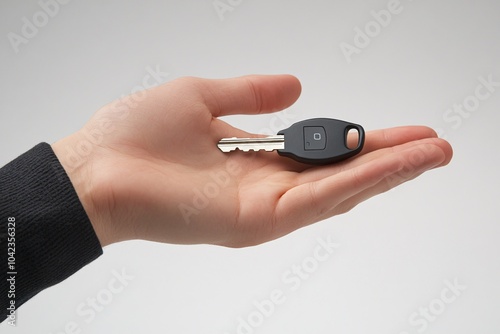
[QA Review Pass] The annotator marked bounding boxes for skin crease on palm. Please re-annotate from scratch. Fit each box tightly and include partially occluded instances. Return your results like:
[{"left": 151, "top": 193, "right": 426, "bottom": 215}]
[{"left": 51, "top": 75, "right": 453, "bottom": 248}]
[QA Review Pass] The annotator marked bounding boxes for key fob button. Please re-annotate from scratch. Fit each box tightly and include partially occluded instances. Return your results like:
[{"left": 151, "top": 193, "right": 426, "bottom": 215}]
[{"left": 304, "top": 126, "right": 326, "bottom": 150}]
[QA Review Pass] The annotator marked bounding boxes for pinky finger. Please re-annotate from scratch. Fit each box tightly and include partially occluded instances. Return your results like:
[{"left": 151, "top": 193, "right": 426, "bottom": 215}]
[
  {"left": 321, "top": 168, "right": 427, "bottom": 221},
  {"left": 273, "top": 143, "right": 447, "bottom": 235}
]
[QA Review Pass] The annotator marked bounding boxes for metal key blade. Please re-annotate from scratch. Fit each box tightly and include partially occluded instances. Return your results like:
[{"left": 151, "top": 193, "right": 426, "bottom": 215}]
[{"left": 217, "top": 135, "right": 285, "bottom": 152}]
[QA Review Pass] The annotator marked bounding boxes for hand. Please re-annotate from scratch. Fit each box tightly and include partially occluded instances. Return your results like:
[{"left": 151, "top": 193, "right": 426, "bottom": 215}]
[{"left": 52, "top": 75, "right": 452, "bottom": 248}]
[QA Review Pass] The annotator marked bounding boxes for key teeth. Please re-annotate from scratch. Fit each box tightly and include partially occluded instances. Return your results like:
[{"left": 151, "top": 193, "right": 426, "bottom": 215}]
[
  {"left": 218, "top": 147, "right": 278, "bottom": 152},
  {"left": 218, "top": 144, "right": 281, "bottom": 152},
  {"left": 217, "top": 135, "right": 285, "bottom": 153},
  {"left": 240, "top": 147, "right": 276, "bottom": 152}
]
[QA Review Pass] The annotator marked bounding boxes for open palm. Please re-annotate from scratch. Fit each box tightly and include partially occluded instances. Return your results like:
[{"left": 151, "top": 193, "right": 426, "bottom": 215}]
[{"left": 53, "top": 75, "right": 452, "bottom": 248}]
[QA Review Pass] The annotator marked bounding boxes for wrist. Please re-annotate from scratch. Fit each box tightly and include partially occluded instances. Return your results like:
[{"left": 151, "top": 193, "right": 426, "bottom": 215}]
[{"left": 51, "top": 132, "right": 115, "bottom": 247}]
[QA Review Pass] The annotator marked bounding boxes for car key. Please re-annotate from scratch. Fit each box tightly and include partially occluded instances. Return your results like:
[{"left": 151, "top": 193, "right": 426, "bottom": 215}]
[{"left": 217, "top": 118, "right": 365, "bottom": 165}]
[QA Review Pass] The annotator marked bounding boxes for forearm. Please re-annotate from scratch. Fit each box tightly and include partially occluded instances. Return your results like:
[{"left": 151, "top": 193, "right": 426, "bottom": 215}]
[{"left": 0, "top": 143, "right": 103, "bottom": 323}]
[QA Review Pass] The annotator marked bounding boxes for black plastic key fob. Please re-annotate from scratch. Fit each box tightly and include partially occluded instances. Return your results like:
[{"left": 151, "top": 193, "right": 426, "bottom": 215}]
[{"left": 277, "top": 118, "right": 365, "bottom": 165}]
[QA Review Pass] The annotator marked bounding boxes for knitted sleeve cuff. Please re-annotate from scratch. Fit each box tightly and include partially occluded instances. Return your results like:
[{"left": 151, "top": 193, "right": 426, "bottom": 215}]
[{"left": 1, "top": 143, "right": 103, "bottom": 322}]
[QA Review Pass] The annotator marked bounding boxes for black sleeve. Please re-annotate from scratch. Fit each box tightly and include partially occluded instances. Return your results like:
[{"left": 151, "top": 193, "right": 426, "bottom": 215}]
[{"left": 0, "top": 143, "right": 103, "bottom": 323}]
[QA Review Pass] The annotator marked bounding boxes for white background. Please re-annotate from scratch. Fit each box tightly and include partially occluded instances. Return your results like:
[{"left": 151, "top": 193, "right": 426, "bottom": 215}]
[{"left": 1, "top": 1, "right": 499, "bottom": 333}]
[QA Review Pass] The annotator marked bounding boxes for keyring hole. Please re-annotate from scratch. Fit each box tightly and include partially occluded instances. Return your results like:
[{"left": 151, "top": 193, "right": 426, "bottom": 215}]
[{"left": 346, "top": 128, "right": 360, "bottom": 150}]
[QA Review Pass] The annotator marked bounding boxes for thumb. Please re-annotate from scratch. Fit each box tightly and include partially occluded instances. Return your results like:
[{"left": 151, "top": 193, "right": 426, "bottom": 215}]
[{"left": 197, "top": 74, "right": 302, "bottom": 117}]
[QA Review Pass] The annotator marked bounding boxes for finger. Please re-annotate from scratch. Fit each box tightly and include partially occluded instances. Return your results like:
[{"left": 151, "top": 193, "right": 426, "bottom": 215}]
[
  {"left": 329, "top": 168, "right": 427, "bottom": 219},
  {"left": 329, "top": 139, "right": 452, "bottom": 217},
  {"left": 352, "top": 126, "right": 438, "bottom": 155},
  {"left": 347, "top": 137, "right": 453, "bottom": 170},
  {"left": 298, "top": 136, "right": 452, "bottom": 184},
  {"left": 196, "top": 74, "right": 302, "bottom": 117},
  {"left": 274, "top": 142, "right": 447, "bottom": 234}
]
